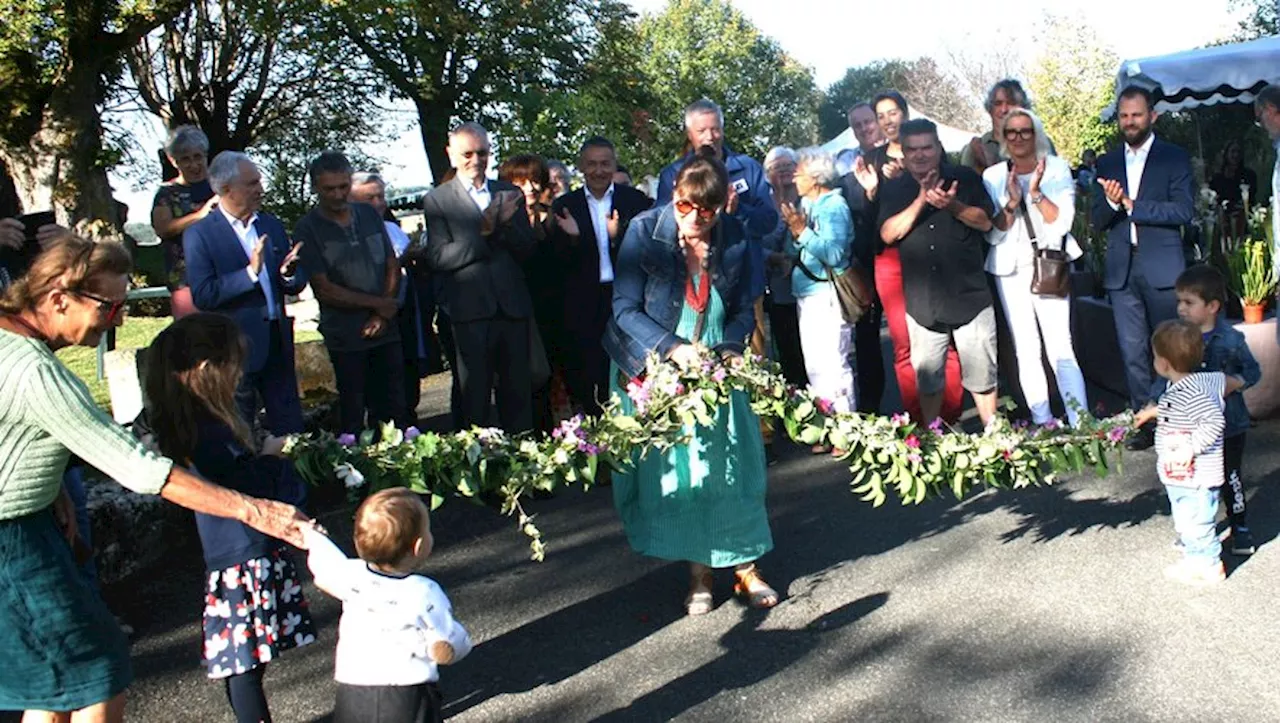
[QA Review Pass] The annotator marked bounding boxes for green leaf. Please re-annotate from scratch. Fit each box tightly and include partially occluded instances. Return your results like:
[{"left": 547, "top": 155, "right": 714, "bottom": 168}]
[
  {"left": 798, "top": 425, "right": 824, "bottom": 445},
  {"left": 794, "top": 400, "right": 814, "bottom": 421},
  {"left": 430, "top": 493, "right": 445, "bottom": 510}
]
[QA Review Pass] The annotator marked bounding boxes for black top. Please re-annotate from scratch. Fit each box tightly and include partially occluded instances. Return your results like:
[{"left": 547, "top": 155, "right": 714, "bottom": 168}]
[
  {"left": 1209, "top": 168, "right": 1259, "bottom": 213},
  {"left": 153, "top": 179, "right": 215, "bottom": 280},
  {"left": 838, "top": 172, "right": 879, "bottom": 268},
  {"left": 877, "top": 165, "right": 995, "bottom": 330}
]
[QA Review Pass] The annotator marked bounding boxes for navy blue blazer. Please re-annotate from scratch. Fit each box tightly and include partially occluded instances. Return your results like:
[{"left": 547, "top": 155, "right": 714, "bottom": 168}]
[
  {"left": 183, "top": 211, "right": 309, "bottom": 373},
  {"left": 1090, "top": 137, "right": 1195, "bottom": 291}
]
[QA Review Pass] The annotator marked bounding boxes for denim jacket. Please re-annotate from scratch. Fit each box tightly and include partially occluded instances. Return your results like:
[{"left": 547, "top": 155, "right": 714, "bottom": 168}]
[
  {"left": 603, "top": 204, "right": 756, "bottom": 378},
  {"left": 790, "top": 189, "right": 852, "bottom": 299},
  {"left": 1152, "top": 317, "right": 1260, "bottom": 438}
]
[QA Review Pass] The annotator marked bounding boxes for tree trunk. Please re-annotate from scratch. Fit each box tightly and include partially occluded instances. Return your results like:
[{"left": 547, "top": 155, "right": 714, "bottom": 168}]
[
  {"left": 0, "top": 59, "right": 116, "bottom": 227},
  {"left": 417, "top": 100, "right": 452, "bottom": 185}
]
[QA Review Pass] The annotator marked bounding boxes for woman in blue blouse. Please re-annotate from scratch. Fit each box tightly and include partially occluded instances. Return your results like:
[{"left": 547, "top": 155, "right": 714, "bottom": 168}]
[
  {"left": 602, "top": 153, "right": 779, "bottom": 616},
  {"left": 781, "top": 148, "right": 857, "bottom": 433}
]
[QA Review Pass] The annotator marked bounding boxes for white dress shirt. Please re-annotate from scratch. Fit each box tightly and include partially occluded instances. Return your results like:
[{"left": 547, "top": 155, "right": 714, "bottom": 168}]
[
  {"left": 586, "top": 184, "right": 616, "bottom": 282},
  {"left": 1110, "top": 132, "right": 1156, "bottom": 247},
  {"left": 466, "top": 180, "right": 491, "bottom": 211},
  {"left": 219, "top": 206, "right": 278, "bottom": 319}
]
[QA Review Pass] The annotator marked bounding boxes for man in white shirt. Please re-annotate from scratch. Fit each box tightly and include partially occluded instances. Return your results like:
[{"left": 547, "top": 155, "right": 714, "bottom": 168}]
[
  {"left": 1091, "top": 86, "right": 1195, "bottom": 450},
  {"left": 835, "top": 102, "right": 885, "bottom": 176},
  {"left": 549, "top": 136, "right": 652, "bottom": 415}
]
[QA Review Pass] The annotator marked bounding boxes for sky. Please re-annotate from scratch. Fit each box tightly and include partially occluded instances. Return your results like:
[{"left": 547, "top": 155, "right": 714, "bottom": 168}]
[{"left": 112, "top": 0, "right": 1245, "bottom": 223}]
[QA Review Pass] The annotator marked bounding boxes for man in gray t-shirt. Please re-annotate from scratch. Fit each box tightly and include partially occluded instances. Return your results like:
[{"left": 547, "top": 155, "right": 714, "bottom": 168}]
[{"left": 296, "top": 151, "right": 407, "bottom": 434}]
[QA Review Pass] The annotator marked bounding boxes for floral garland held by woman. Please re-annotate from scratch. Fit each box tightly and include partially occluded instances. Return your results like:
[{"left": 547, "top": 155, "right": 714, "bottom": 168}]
[{"left": 284, "top": 349, "right": 1132, "bottom": 561}]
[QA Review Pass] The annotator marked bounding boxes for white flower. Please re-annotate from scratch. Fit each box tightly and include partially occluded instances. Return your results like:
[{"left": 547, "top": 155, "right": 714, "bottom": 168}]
[{"left": 335, "top": 463, "right": 366, "bottom": 489}]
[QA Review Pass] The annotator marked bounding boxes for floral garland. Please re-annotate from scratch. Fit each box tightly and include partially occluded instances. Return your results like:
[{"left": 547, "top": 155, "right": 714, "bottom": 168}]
[{"left": 284, "top": 350, "right": 1132, "bottom": 560}]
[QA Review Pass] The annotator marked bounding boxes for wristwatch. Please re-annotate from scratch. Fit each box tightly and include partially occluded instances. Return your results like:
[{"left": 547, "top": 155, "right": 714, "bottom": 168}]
[{"left": 1029, "top": 192, "right": 1044, "bottom": 205}]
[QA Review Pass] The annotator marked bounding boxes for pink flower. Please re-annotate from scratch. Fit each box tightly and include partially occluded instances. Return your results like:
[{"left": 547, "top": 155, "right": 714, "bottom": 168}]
[
  {"left": 907, "top": 452, "right": 922, "bottom": 464},
  {"left": 815, "top": 398, "right": 835, "bottom": 415},
  {"left": 1107, "top": 426, "right": 1127, "bottom": 443},
  {"left": 890, "top": 412, "right": 910, "bottom": 427},
  {"left": 1002, "top": 449, "right": 1013, "bottom": 460},
  {"left": 928, "top": 418, "right": 944, "bottom": 433},
  {"left": 712, "top": 367, "right": 728, "bottom": 383},
  {"left": 904, "top": 435, "right": 920, "bottom": 449}
]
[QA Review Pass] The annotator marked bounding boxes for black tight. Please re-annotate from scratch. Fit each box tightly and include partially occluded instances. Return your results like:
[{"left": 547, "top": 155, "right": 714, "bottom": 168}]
[{"left": 224, "top": 664, "right": 272, "bottom": 723}]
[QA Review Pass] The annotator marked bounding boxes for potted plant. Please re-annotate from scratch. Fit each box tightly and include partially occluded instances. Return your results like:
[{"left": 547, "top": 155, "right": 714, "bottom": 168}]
[{"left": 1226, "top": 205, "right": 1275, "bottom": 324}]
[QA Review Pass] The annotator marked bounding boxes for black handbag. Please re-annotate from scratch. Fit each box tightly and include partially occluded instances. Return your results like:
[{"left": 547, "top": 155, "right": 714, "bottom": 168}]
[{"left": 1018, "top": 192, "right": 1069, "bottom": 298}]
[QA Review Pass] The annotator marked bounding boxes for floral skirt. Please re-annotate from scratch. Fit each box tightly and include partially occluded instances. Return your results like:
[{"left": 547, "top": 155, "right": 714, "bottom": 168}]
[{"left": 202, "top": 550, "right": 316, "bottom": 679}]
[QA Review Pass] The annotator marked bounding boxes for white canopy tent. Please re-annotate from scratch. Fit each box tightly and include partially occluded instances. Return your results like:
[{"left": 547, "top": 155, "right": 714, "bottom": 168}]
[
  {"left": 1102, "top": 35, "right": 1280, "bottom": 120},
  {"left": 821, "top": 110, "right": 980, "bottom": 156}
]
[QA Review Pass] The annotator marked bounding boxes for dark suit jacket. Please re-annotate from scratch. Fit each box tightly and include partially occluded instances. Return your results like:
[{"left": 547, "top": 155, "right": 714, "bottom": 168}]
[
  {"left": 183, "top": 211, "right": 308, "bottom": 373},
  {"left": 423, "top": 177, "right": 536, "bottom": 323},
  {"left": 1091, "top": 137, "right": 1195, "bottom": 290},
  {"left": 550, "top": 185, "right": 653, "bottom": 333}
]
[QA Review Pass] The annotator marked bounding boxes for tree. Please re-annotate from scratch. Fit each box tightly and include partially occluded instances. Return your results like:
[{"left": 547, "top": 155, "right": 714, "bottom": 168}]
[
  {"left": 1026, "top": 13, "right": 1118, "bottom": 165},
  {"left": 1230, "top": 0, "right": 1278, "bottom": 40},
  {"left": 633, "top": 0, "right": 819, "bottom": 174},
  {"left": 818, "top": 57, "right": 981, "bottom": 141},
  {"left": 325, "top": 0, "right": 615, "bottom": 182},
  {"left": 0, "top": 0, "right": 194, "bottom": 225},
  {"left": 124, "top": 0, "right": 375, "bottom": 159}
]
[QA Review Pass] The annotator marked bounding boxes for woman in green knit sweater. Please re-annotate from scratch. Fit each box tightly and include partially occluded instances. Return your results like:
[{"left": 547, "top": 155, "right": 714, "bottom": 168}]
[{"left": 0, "top": 238, "right": 310, "bottom": 722}]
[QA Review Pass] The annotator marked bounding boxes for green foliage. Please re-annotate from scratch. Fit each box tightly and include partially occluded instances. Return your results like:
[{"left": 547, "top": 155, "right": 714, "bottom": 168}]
[
  {"left": 288, "top": 350, "right": 1134, "bottom": 561},
  {"left": 1230, "top": 0, "right": 1278, "bottom": 40},
  {"left": 1027, "top": 13, "right": 1118, "bottom": 165},
  {"left": 819, "top": 58, "right": 980, "bottom": 141},
  {"left": 629, "top": 0, "right": 819, "bottom": 176}
]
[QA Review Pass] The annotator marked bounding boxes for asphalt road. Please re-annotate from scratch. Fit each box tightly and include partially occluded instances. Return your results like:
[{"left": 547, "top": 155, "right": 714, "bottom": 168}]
[{"left": 97, "top": 386, "right": 1280, "bottom": 722}]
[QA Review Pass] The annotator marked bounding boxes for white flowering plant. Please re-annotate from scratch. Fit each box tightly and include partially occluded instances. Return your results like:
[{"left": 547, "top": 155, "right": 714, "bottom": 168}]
[{"left": 285, "top": 349, "right": 1134, "bottom": 561}]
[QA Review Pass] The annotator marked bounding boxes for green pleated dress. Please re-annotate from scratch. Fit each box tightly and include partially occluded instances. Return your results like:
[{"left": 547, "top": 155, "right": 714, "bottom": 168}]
[{"left": 610, "top": 282, "right": 773, "bottom": 568}]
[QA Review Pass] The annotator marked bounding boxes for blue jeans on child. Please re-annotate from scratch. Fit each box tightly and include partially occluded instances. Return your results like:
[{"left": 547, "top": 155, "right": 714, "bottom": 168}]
[{"left": 1166, "top": 484, "right": 1222, "bottom": 565}]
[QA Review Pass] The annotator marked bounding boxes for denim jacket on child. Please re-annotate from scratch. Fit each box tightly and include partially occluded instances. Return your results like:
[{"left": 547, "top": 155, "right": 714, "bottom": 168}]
[{"left": 1152, "top": 318, "right": 1260, "bottom": 438}]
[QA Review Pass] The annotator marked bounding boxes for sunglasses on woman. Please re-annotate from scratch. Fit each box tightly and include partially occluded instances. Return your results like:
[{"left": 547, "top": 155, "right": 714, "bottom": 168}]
[
  {"left": 70, "top": 289, "right": 126, "bottom": 323},
  {"left": 674, "top": 199, "right": 717, "bottom": 221}
]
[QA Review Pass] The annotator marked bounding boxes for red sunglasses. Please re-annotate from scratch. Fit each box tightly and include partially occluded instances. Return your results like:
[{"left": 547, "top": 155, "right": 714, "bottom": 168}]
[
  {"left": 71, "top": 289, "right": 126, "bottom": 322},
  {"left": 673, "top": 199, "right": 717, "bottom": 220}
]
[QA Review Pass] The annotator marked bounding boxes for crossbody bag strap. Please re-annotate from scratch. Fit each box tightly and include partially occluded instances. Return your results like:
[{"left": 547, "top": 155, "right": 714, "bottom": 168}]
[
  {"left": 1016, "top": 191, "right": 1039, "bottom": 250},
  {"left": 796, "top": 258, "right": 829, "bottom": 283}
]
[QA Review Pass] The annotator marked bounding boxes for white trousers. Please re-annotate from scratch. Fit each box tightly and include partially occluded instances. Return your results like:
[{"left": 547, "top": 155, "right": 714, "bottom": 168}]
[
  {"left": 797, "top": 285, "right": 856, "bottom": 413},
  {"left": 995, "top": 267, "right": 1089, "bottom": 425}
]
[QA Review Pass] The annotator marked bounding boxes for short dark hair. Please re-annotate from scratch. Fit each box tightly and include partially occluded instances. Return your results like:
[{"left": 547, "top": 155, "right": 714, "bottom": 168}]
[
  {"left": 846, "top": 101, "right": 873, "bottom": 125},
  {"left": 354, "top": 488, "right": 429, "bottom": 567},
  {"left": 899, "top": 118, "right": 939, "bottom": 144},
  {"left": 986, "top": 79, "right": 1030, "bottom": 112},
  {"left": 497, "top": 153, "right": 550, "bottom": 188},
  {"left": 1119, "top": 85, "right": 1155, "bottom": 110},
  {"left": 308, "top": 151, "right": 353, "bottom": 184},
  {"left": 872, "top": 90, "right": 909, "bottom": 116},
  {"left": 1256, "top": 83, "right": 1280, "bottom": 112},
  {"left": 1151, "top": 319, "right": 1204, "bottom": 374},
  {"left": 1176, "top": 264, "right": 1227, "bottom": 307},
  {"left": 580, "top": 135, "right": 615, "bottom": 155},
  {"left": 674, "top": 151, "right": 729, "bottom": 210}
]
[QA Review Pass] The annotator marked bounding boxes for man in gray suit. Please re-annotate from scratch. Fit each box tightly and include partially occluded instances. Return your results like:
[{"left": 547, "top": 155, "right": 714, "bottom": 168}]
[{"left": 424, "top": 122, "right": 536, "bottom": 432}]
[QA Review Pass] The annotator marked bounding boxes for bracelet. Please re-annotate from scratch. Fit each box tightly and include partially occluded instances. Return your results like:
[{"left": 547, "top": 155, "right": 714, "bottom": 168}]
[{"left": 1030, "top": 193, "right": 1044, "bottom": 205}]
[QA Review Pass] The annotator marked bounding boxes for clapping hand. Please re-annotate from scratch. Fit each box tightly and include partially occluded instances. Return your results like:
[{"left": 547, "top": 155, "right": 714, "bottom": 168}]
[
  {"left": 853, "top": 155, "right": 878, "bottom": 196},
  {"left": 279, "top": 242, "right": 303, "bottom": 277},
  {"left": 779, "top": 201, "right": 808, "bottom": 238},
  {"left": 249, "top": 237, "right": 266, "bottom": 275},
  {"left": 554, "top": 208, "right": 580, "bottom": 239},
  {"left": 924, "top": 180, "right": 958, "bottom": 211},
  {"left": 1098, "top": 177, "right": 1126, "bottom": 206},
  {"left": 725, "top": 184, "right": 740, "bottom": 214},
  {"left": 480, "top": 191, "right": 523, "bottom": 236},
  {"left": 1004, "top": 169, "right": 1023, "bottom": 210},
  {"left": 1029, "top": 158, "right": 1046, "bottom": 197},
  {"left": 606, "top": 209, "right": 621, "bottom": 241},
  {"left": 882, "top": 158, "right": 904, "bottom": 179}
]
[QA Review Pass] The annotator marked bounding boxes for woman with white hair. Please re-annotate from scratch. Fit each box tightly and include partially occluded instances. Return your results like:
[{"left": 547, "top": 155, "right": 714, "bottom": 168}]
[
  {"left": 152, "top": 125, "right": 218, "bottom": 316},
  {"left": 781, "top": 147, "right": 856, "bottom": 439},
  {"left": 982, "top": 107, "right": 1087, "bottom": 425}
]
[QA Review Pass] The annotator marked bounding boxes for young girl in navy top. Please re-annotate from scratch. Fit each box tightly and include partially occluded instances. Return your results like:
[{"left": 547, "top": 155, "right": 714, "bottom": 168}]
[{"left": 145, "top": 313, "right": 316, "bottom": 723}]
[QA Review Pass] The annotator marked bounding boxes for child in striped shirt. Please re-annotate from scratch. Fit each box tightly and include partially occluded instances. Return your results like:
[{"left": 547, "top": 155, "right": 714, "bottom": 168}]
[{"left": 1134, "top": 319, "right": 1226, "bottom": 585}]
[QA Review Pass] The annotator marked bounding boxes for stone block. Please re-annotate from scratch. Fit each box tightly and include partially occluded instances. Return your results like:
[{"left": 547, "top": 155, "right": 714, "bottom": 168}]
[
  {"left": 105, "top": 348, "right": 147, "bottom": 424},
  {"left": 1237, "top": 318, "right": 1279, "bottom": 420},
  {"left": 294, "top": 339, "right": 336, "bottom": 395}
]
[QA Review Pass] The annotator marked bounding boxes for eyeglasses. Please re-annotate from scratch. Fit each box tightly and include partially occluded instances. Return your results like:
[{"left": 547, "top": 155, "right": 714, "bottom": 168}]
[
  {"left": 461, "top": 149, "right": 491, "bottom": 160},
  {"left": 674, "top": 199, "right": 717, "bottom": 220},
  {"left": 69, "top": 289, "right": 126, "bottom": 323},
  {"left": 1003, "top": 127, "right": 1035, "bottom": 141}
]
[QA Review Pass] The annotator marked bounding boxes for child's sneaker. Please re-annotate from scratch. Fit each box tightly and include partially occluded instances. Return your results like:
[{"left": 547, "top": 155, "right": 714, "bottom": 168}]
[
  {"left": 1229, "top": 527, "right": 1256, "bottom": 556},
  {"left": 1163, "top": 558, "right": 1226, "bottom": 586}
]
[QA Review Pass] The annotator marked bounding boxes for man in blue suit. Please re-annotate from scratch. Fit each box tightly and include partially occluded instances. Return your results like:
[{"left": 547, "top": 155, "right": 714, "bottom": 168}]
[
  {"left": 184, "top": 151, "right": 308, "bottom": 434},
  {"left": 1091, "top": 86, "right": 1195, "bottom": 450}
]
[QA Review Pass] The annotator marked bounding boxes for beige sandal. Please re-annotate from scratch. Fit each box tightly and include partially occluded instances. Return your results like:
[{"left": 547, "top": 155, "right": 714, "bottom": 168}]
[
  {"left": 685, "top": 569, "right": 715, "bottom": 616},
  {"left": 734, "top": 565, "right": 780, "bottom": 609}
]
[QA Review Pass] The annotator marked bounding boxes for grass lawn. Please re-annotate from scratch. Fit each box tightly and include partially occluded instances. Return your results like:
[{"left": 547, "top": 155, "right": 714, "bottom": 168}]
[{"left": 58, "top": 316, "right": 322, "bottom": 410}]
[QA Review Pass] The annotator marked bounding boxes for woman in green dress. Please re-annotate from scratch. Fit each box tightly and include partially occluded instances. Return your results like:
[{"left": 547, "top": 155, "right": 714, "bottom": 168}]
[{"left": 601, "top": 154, "right": 779, "bottom": 616}]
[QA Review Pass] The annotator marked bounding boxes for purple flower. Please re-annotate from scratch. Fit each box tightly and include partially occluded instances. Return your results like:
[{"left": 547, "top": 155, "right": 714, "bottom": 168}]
[
  {"left": 405, "top": 426, "right": 421, "bottom": 441},
  {"left": 712, "top": 367, "right": 728, "bottom": 383},
  {"left": 337, "top": 433, "right": 357, "bottom": 447},
  {"left": 1041, "top": 419, "right": 1062, "bottom": 431},
  {"left": 1107, "top": 427, "right": 1128, "bottom": 443},
  {"left": 907, "top": 452, "right": 922, "bottom": 464},
  {"left": 904, "top": 434, "right": 920, "bottom": 449},
  {"left": 928, "top": 418, "right": 944, "bottom": 434},
  {"left": 577, "top": 441, "right": 601, "bottom": 456}
]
